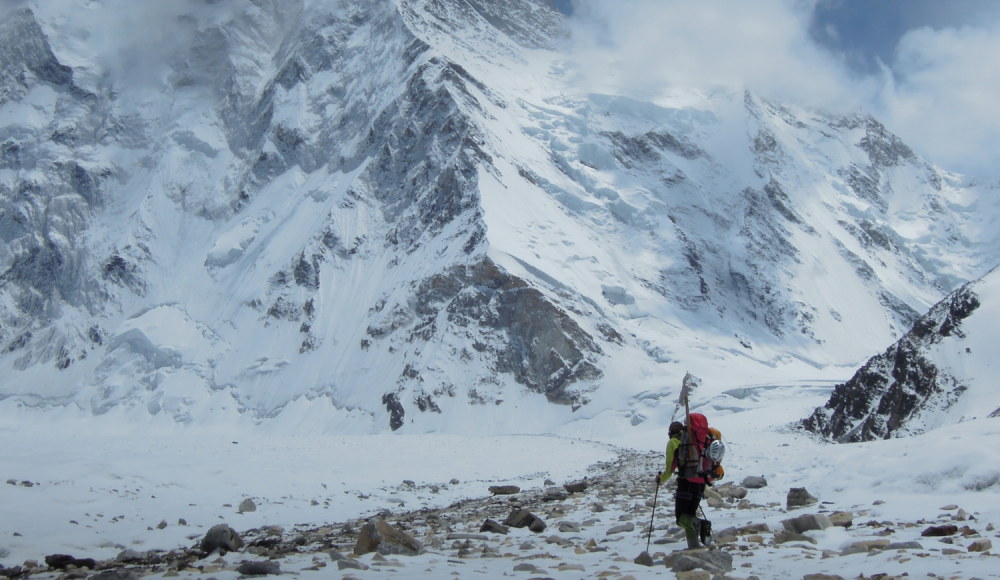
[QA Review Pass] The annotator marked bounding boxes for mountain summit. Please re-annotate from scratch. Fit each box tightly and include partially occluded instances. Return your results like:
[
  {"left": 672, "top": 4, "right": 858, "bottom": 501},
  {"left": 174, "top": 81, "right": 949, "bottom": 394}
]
[{"left": 1, "top": 0, "right": 997, "bottom": 433}]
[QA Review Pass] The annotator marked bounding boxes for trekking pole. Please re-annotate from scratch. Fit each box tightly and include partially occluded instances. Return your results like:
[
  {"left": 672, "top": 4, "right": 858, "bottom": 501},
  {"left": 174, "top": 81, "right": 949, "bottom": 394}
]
[{"left": 646, "top": 473, "right": 661, "bottom": 554}]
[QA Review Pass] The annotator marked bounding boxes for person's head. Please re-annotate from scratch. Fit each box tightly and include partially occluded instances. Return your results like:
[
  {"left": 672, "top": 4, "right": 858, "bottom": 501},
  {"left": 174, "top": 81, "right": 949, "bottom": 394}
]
[{"left": 669, "top": 421, "right": 684, "bottom": 437}]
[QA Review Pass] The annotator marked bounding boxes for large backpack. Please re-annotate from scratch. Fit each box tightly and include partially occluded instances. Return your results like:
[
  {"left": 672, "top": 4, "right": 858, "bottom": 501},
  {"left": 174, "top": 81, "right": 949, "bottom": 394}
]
[{"left": 676, "top": 413, "right": 723, "bottom": 484}]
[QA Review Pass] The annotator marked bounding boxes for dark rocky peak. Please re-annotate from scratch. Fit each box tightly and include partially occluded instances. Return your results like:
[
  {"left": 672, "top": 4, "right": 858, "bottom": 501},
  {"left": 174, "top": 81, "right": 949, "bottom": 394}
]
[
  {"left": 801, "top": 266, "right": 991, "bottom": 442},
  {"left": 0, "top": 8, "right": 73, "bottom": 106},
  {"left": 858, "top": 116, "right": 917, "bottom": 170}
]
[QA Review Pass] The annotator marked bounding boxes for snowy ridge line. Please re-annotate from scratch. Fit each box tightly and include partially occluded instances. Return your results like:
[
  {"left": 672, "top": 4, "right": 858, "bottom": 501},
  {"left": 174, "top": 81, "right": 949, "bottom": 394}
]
[{"left": 0, "top": 0, "right": 999, "bottom": 434}]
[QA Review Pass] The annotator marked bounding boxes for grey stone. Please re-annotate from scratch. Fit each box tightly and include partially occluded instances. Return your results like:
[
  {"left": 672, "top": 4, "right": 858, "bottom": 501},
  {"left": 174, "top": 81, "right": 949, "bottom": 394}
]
[
  {"left": 542, "top": 487, "right": 568, "bottom": 501},
  {"left": 90, "top": 571, "right": 138, "bottom": 580},
  {"left": 115, "top": 549, "right": 146, "bottom": 563},
  {"left": 201, "top": 524, "right": 243, "bottom": 553},
  {"left": 447, "top": 533, "right": 489, "bottom": 541},
  {"left": 786, "top": 487, "right": 818, "bottom": 509},
  {"left": 839, "top": 545, "right": 868, "bottom": 556},
  {"left": 238, "top": 499, "right": 257, "bottom": 513},
  {"left": 741, "top": 476, "right": 767, "bottom": 489},
  {"left": 781, "top": 514, "right": 832, "bottom": 534},
  {"left": 450, "top": 479, "right": 460, "bottom": 485},
  {"left": 829, "top": 511, "right": 853, "bottom": 528},
  {"left": 634, "top": 551, "right": 654, "bottom": 566},
  {"left": 669, "top": 550, "right": 733, "bottom": 574},
  {"left": 563, "top": 480, "right": 588, "bottom": 494},
  {"left": 337, "top": 559, "right": 368, "bottom": 571},
  {"left": 327, "top": 550, "right": 345, "bottom": 561},
  {"left": 773, "top": 530, "right": 817, "bottom": 545},
  {"left": 354, "top": 520, "right": 422, "bottom": 557},
  {"left": 557, "top": 521, "right": 581, "bottom": 533},
  {"left": 480, "top": 519, "right": 509, "bottom": 534},
  {"left": 885, "top": 541, "right": 923, "bottom": 550},
  {"left": 606, "top": 522, "right": 635, "bottom": 535},
  {"left": 721, "top": 486, "right": 748, "bottom": 499},
  {"left": 236, "top": 561, "right": 281, "bottom": 576},
  {"left": 489, "top": 485, "right": 520, "bottom": 495},
  {"left": 968, "top": 538, "right": 992, "bottom": 552},
  {"left": 156, "top": 520, "right": 168, "bottom": 529},
  {"left": 803, "top": 575, "right": 845, "bottom": 580},
  {"left": 513, "top": 563, "right": 536, "bottom": 572},
  {"left": 503, "top": 509, "right": 546, "bottom": 533}
]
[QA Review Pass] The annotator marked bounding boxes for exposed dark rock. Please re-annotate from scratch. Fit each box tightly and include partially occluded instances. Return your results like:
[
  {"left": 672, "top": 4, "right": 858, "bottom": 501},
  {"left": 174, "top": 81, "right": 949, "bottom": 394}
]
[
  {"left": 503, "top": 509, "right": 546, "bottom": 533},
  {"left": 786, "top": 488, "right": 818, "bottom": 509},
  {"left": 802, "top": 279, "right": 982, "bottom": 442},
  {"left": 43, "top": 555, "right": 95, "bottom": 570},
  {"left": 563, "top": 480, "right": 588, "bottom": 493},
  {"left": 488, "top": 485, "right": 519, "bottom": 495},
  {"left": 239, "top": 499, "right": 257, "bottom": 513},
  {"left": 781, "top": 513, "right": 831, "bottom": 534},
  {"left": 353, "top": 520, "right": 422, "bottom": 556},
  {"left": 200, "top": 524, "right": 243, "bottom": 553},
  {"left": 381, "top": 393, "right": 405, "bottom": 431},
  {"left": 479, "top": 519, "right": 509, "bottom": 534},
  {"left": 236, "top": 561, "right": 281, "bottom": 576},
  {"left": 921, "top": 524, "right": 958, "bottom": 537}
]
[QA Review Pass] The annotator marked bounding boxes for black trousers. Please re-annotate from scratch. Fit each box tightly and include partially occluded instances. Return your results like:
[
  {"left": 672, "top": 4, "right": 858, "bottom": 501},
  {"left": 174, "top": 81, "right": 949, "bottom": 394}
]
[{"left": 674, "top": 478, "right": 706, "bottom": 523}]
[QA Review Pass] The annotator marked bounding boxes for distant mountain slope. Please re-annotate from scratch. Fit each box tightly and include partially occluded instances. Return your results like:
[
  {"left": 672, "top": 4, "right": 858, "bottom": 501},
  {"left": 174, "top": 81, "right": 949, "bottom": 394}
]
[
  {"left": 802, "top": 264, "right": 1000, "bottom": 442},
  {"left": 0, "top": 0, "right": 998, "bottom": 433}
]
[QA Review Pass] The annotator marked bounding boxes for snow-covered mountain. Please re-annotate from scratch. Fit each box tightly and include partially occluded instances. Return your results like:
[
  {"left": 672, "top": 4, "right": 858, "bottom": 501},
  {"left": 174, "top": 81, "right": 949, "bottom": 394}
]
[
  {"left": 1, "top": 0, "right": 998, "bottom": 433},
  {"left": 801, "top": 264, "right": 1000, "bottom": 442}
]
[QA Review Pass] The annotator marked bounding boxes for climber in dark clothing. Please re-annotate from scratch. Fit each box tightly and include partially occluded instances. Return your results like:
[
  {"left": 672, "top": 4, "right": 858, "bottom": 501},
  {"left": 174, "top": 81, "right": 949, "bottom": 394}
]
[{"left": 656, "top": 421, "right": 708, "bottom": 549}]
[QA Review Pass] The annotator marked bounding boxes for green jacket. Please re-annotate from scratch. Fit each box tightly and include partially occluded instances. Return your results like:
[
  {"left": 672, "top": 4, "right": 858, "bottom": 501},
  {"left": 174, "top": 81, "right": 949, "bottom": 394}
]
[{"left": 658, "top": 435, "right": 681, "bottom": 484}]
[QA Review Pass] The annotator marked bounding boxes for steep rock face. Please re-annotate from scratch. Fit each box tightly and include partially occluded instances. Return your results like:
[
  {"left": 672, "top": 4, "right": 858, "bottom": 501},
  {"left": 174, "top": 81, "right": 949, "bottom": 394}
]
[
  {"left": 802, "top": 265, "right": 999, "bottom": 442},
  {"left": 0, "top": 0, "right": 998, "bottom": 432}
]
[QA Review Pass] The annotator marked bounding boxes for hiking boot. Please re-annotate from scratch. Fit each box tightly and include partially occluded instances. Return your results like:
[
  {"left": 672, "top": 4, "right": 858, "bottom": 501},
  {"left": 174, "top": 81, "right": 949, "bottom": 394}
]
[
  {"left": 699, "top": 518, "right": 712, "bottom": 546},
  {"left": 686, "top": 518, "right": 702, "bottom": 549}
]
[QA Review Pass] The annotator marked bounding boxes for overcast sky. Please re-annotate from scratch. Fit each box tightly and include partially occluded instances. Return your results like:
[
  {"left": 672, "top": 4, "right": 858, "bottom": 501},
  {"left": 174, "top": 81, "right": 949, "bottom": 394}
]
[{"left": 559, "top": 0, "right": 1000, "bottom": 178}]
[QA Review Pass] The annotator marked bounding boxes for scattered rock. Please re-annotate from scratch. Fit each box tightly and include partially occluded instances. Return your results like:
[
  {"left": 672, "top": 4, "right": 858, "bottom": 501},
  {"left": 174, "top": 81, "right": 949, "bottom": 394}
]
[
  {"left": 846, "top": 539, "right": 890, "bottom": 552},
  {"left": 968, "top": 538, "right": 992, "bottom": 552},
  {"left": 786, "top": 488, "right": 818, "bottom": 509},
  {"left": 773, "top": 530, "right": 817, "bottom": 545},
  {"left": 542, "top": 487, "right": 568, "bottom": 501},
  {"left": 44, "top": 555, "right": 96, "bottom": 570},
  {"left": 353, "top": 519, "right": 422, "bottom": 556},
  {"left": 489, "top": 485, "right": 520, "bottom": 495},
  {"left": 480, "top": 519, "right": 509, "bottom": 534},
  {"left": 327, "top": 550, "right": 345, "bottom": 561},
  {"left": 177, "top": 519, "right": 187, "bottom": 526},
  {"left": 742, "top": 476, "right": 767, "bottom": 489},
  {"left": 721, "top": 486, "right": 748, "bottom": 499},
  {"left": 558, "top": 521, "right": 581, "bottom": 533},
  {"left": 201, "top": 524, "right": 243, "bottom": 553},
  {"left": 669, "top": 549, "right": 733, "bottom": 574},
  {"left": 236, "top": 561, "right": 281, "bottom": 576},
  {"left": 238, "top": 499, "right": 257, "bottom": 513},
  {"left": 634, "top": 551, "right": 653, "bottom": 566},
  {"left": 885, "top": 541, "right": 923, "bottom": 550},
  {"left": 450, "top": 479, "right": 460, "bottom": 485},
  {"left": 803, "top": 575, "right": 845, "bottom": 580},
  {"left": 447, "top": 533, "right": 489, "bottom": 541},
  {"left": 781, "top": 513, "right": 832, "bottom": 534},
  {"left": 543, "top": 479, "right": 555, "bottom": 486},
  {"left": 921, "top": 524, "right": 959, "bottom": 537},
  {"left": 513, "top": 563, "right": 537, "bottom": 572},
  {"left": 563, "top": 480, "right": 588, "bottom": 494},
  {"left": 90, "top": 570, "right": 138, "bottom": 580},
  {"left": 503, "top": 509, "right": 546, "bottom": 533},
  {"left": 592, "top": 503, "right": 607, "bottom": 512},
  {"left": 156, "top": 520, "right": 168, "bottom": 529},
  {"left": 829, "top": 511, "right": 853, "bottom": 528},
  {"left": 606, "top": 522, "right": 635, "bottom": 535},
  {"left": 872, "top": 500, "right": 885, "bottom": 505},
  {"left": 939, "top": 504, "right": 959, "bottom": 510},
  {"left": 337, "top": 559, "right": 368, "bottom": 571},
  {"left": 675, "top": 571, "right": 711, "bottom": 580}
]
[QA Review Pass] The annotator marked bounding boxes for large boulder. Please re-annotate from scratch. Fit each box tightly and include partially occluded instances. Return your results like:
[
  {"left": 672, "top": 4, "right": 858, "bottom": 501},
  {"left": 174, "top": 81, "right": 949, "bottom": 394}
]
[
  {"left": 781, "top": 513, "right": 832, "bottom": 534},
  {"left": 741, "top": 476, "right": 767, "bottom": 489},
  {"left": 353, "top": 520, "right": 422, "bottom": 556},
  {"left": 201, "top": 524, "right": 243, "bottom": 554},
  {"left": 668, "top": 550, "right": 733, "bottom": 574},
  {"left": 503, "top": 509, "right": 546, "bottom": 533},
  {"left": 786, "top": 487, "right": 818, "bottom": 509}
]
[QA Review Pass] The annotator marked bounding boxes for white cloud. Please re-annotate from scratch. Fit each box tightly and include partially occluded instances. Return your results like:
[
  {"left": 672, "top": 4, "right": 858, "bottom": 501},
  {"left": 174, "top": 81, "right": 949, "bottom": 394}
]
[
  {"left": 877, "top": 25, "right": 1000, "bottom": 177},
  {"left": 564, "top": 0, "right": 872, "bottom": 108},
  {"left": 563, "top": 0, "right": 1000, "bottom": 178}
]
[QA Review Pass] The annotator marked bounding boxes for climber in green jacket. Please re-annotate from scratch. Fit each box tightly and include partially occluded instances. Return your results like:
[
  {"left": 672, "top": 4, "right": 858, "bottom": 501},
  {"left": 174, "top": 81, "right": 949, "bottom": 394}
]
[{"left": 656, "top": 421, "right": 705, "bottom": 549}]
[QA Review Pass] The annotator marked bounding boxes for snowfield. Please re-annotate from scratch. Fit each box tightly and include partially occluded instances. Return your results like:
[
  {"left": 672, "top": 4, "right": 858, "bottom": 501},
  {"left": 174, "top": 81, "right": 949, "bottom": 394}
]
[{"left": 1, "top": 0, "right": 999, "bottom": 578}]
